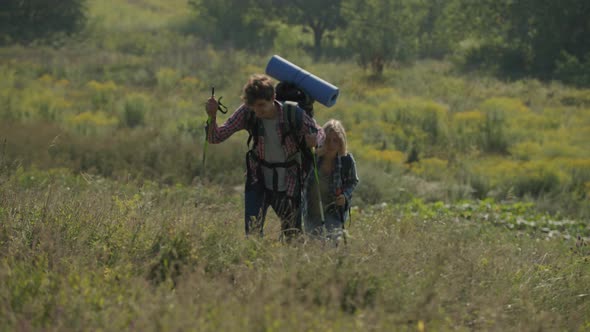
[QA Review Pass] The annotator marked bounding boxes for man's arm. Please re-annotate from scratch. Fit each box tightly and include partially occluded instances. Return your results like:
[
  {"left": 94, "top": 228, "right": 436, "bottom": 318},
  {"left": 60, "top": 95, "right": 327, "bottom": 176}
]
[
  {"left": 206, "top": 104, "right": 249, "bottom": 144},
  {"left": 301, "top": 112, "right": 325, "bottom": 148}
]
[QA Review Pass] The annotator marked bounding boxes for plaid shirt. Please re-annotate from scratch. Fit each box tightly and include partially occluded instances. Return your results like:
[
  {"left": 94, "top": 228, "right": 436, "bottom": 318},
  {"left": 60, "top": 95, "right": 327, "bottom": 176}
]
[{"left": 207, "top": 100, "right": 324, "bottom": 197}]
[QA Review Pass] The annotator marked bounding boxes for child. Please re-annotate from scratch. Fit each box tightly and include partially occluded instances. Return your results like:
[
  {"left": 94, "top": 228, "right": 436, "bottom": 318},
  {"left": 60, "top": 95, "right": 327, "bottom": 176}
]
[{"left": 304, "top": 119, "right": 359, "bottom": 243}]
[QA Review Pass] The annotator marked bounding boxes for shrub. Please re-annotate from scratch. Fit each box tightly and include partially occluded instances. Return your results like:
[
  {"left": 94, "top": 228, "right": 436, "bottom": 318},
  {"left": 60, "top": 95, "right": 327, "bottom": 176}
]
[
  {"left": 386, "top": 97, "right": 449, "bottom": 146},
  {"left": 554, "top": 52, "right": 590, "bottom": 88},
  {"left": 452, "top": 110, "right": 485, "bottom": 152},
  {"left": 179, "top": 76, "right": 202, "bottom": 93},
  {"left": 148, "top": 228, "right": 195, "bottom": 286},
  {"left": 354, "top": 163, "right": 408, "bottom": 205},
  {"left": 0, "top": 0, "right": 87, "bottom": 45},
  {"left": 509, "top": 141, "right": 543, "bottom": 161},
  {"left": 560, "top": 158, "right": 590, "bottom": 200},
  {"left": 512, "top": 168, "right": 561, "bottom": 198},
  {"left": 411, "top": 157, "right": 448, "bottom": 181},
  {"left": 87, "top": 80, "right": 118, "bottom": 110},
  {"left": 455, "top": 42, "right": 529, "bottom": 80},
  {"left": 559, "top": 90, "right": 590, "bottom": 107},
  {"left": 363, "top": 148, "right": 405, "bottom": 167},
  {"left": 156, "top": 68, "right": 180, "bottom": 91},
  {"left": 478, "top": 97, "right": 529, "bottom": 154},
  {"left": 122, "top": 93, "right": 149, "bottom": 128},
  {"left": 67, "top": 111, "right": 118, "bottom": 134}
]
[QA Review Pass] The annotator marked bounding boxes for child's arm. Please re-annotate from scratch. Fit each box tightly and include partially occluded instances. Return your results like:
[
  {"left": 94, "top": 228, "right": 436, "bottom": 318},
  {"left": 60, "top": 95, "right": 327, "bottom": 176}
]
[{"left": 342, "top": 153, "right": 360, "bottom": 205}]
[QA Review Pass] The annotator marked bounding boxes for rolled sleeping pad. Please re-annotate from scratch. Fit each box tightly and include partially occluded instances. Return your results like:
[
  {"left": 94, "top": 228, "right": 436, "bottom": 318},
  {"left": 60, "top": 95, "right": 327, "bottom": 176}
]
[{"left": 265, "top": 55, "right": 339, "bottom": 107}]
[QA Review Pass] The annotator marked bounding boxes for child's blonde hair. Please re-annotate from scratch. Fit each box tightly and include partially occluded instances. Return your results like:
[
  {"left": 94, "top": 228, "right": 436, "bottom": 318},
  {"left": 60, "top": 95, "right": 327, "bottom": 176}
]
[{"left": 319, "top": 119, "right": 347, "bottom": 156}]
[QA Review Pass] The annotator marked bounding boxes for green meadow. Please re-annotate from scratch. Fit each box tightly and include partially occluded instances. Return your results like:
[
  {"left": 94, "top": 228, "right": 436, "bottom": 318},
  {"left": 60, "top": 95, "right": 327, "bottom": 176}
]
[{"left": 1, "top": 0, "right": 589, "bottom": 330}]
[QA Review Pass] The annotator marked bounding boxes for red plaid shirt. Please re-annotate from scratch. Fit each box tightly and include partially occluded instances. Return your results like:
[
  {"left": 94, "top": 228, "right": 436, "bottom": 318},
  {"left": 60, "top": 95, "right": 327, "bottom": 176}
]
[{"left": 207, "top": 101, "right": 324, "bottom": 197}]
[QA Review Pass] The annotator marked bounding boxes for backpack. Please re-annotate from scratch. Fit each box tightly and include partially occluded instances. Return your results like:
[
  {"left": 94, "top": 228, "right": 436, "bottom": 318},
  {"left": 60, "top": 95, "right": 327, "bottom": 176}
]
[
  {"left": 275, "top": 81, "right": 314, "bottom": 117},
  {"left": 245, "top": 83, "right": 316, "bottom": 178}
]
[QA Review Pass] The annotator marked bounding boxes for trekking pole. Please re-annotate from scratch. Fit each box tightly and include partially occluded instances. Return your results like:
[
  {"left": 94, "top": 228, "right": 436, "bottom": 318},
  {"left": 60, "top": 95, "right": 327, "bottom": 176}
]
[
  {"left": 202, "top": 87, "right": 227, "bottom": 176},
  {"left": 311, "top": 147, "right": 325, "bottom": 223},
  {"left": 202, "top": 87, "right": 214, "bottom": 175}
]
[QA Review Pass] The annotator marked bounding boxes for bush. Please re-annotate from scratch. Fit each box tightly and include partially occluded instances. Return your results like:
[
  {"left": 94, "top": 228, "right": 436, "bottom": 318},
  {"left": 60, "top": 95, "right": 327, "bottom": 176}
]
[
  {"left": 411, "top": 157, "right": 448, "bottom": 181},
  {"left": 554, "top": 52, "right": 590, "bottom": 88},
  {"left": 513, "top": 169, "right": 561, "bottom": 198},
  {"left": 0, "top": 0, "right": 87, "bottom": 45},
  {"left": 559, "top": 90, "right": 590, "bottom": 107},
  {"left": 478, "top": 98, "right": 529, "bottom": 154},
  {"left": 452, "top": 110, "right": 485, "bottom": 152},
  {"left": 354, "top": 163, "right": 408, "bottom": 206},
  {"left": 156, "top": 68, "right": 180, "bottom": 91},
  {"left": 509, "top": 141, "right": 543, "bottom": 161},
  {"left": 455, "top": 42, "right": 529, "bottom": 79},
  {"left": 122, "top": 94, "right": 149, "bottom": 128},
  {"left": 87, "top": 80, "right": 118, "bottom": 110}
]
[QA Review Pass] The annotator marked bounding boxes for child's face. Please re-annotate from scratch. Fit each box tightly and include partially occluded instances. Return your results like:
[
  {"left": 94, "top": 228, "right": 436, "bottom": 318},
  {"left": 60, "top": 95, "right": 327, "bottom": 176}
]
[
  {"left": 324, "top": 131, "right": 341, "bottom": 155},
  {"left": 249, "top": 99, "right": 276, "bottom": 119}
]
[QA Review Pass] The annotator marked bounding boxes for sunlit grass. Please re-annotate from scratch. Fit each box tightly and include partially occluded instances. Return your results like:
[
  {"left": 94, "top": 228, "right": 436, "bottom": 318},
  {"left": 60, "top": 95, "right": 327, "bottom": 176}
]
[{"left": 0, "top": 169, "right": 588, "bottom": 330}]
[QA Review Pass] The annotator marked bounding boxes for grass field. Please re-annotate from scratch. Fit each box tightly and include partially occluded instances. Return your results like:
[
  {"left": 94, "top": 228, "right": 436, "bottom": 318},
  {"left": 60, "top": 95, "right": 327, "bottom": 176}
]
[{"left": 1, "top": 169, "right": 589, "bottom": 330}]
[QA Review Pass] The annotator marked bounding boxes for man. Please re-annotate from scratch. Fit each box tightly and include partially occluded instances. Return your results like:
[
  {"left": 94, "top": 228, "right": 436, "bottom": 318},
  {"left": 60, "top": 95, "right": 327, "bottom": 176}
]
[{"left": 205, "top": 74, "right": 324, "bottom": 239}]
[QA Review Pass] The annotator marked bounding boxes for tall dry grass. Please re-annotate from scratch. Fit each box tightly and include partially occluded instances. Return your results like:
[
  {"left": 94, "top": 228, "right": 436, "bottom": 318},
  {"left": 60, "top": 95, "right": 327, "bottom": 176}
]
[{"left": 0, "top": 169, "right": 588, "bottom": 330}]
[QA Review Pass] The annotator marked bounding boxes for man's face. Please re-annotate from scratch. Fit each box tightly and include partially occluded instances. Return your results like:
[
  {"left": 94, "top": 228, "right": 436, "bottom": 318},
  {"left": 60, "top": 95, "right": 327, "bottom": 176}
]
[{"left": 249, "top": 99, "right": 276, "bottom": 119}]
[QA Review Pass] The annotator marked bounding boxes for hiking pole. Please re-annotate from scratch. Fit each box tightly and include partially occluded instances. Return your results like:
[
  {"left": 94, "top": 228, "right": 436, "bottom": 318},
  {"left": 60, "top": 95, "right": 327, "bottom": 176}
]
[
  {"left": 311, "top": 147, "right": 325, "bottom": 223},
  {"left": 202, "top": 87, "right": 214, "bottom": 176},
  {"left": 334, "top": 188, "right": 349, "bottom": 245}
]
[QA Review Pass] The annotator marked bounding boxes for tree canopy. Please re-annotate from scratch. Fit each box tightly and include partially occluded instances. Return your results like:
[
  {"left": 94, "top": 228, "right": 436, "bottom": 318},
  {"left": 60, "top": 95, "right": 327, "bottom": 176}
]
[
  {"left": 0, "top": 0, "right": 87, "bottom": 45},
  {"left": 1, "top": 0, "right": 588, "bottom": 85},
  {"left": 342, "top": 0, "right": 426, "bottom": 76},
  {"left": 270, "top": 0, "right": 346, "bottom": 60}
]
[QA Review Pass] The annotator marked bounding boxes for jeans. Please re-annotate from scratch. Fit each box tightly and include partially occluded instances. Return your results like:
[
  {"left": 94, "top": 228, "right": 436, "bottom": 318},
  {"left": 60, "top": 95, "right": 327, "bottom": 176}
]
[
  {"left": 244, "top": 181, "right": 301, "bottom": 239},
  {"left": 304, "top": 209, "right": 347, "bottom": 243}
]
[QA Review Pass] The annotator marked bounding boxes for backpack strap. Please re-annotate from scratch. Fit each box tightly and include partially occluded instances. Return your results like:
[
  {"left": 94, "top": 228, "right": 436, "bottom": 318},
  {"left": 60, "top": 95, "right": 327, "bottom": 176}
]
[
  {"left": 247, "top": 150, "right": 300, "bottom": 193},
  {"left": 281, "top": 101, "right": 303, "bottom": 145},
  {"left": 246, "top": 110, "right": 263, "bottom": 149},
  {"left": 245, "top": 102, "right": 309, "bottom": 195},
  {"left": 248, "top": 101, "right": 302, "bottom": 148}
]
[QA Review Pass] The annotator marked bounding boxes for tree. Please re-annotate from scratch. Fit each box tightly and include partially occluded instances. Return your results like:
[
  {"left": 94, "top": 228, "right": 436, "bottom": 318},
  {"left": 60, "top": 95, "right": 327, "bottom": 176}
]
[
  {"left": 0, "top": 0, "right": 86, "bottom": 45},
  {"left": 416, "top": 0, "right": 453, "bottom": 59},
  {"left": 447, "top": 0, "right": 590, "bottom": 84},
  {"left": 269, "top": 0, "right": 346, "bottom": 60},
  {"left": 342, "top": 0, "right": 426, "bottom": 77},
  {"left": 510, "top": 0, "right": 590, "bottom": 78},
  {"left": 188, "top": 0, "right": 277, "bottom": 52}
]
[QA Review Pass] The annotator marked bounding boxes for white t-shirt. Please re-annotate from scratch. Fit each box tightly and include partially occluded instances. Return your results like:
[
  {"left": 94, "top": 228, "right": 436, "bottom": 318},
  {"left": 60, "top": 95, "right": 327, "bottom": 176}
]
[{"left": 262, "top": 117, "right": 287, "bottom": 191}]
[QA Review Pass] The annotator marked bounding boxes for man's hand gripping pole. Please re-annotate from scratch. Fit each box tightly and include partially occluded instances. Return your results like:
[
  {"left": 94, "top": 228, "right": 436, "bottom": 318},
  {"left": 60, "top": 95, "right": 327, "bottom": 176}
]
[{"left": 202, "top": 87, "right": 227, "bottom": 175}]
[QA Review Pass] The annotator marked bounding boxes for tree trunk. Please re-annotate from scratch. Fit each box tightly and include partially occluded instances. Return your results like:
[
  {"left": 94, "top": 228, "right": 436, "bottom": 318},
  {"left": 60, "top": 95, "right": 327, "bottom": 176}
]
[
  {"left": 312, "top": 25, "right": 324, "bottom": 61},
  {"left": 371, "top": 56, "right": 384, "bottom": 77}
]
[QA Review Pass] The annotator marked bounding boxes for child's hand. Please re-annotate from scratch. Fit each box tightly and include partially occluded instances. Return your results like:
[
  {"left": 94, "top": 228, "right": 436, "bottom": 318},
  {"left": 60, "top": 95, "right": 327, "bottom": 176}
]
[
  {"left": 305, "top": 133, "right": 318, "bottom": 148},
  {"left": 335, "top": 194, "right": 346, "bottom": 206}
]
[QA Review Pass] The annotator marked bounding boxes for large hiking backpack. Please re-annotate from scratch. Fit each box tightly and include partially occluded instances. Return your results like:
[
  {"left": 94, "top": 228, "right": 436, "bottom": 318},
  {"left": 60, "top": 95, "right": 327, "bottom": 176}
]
[{"left": 275, "top": 81, "right": 314, "bottom": 117}]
